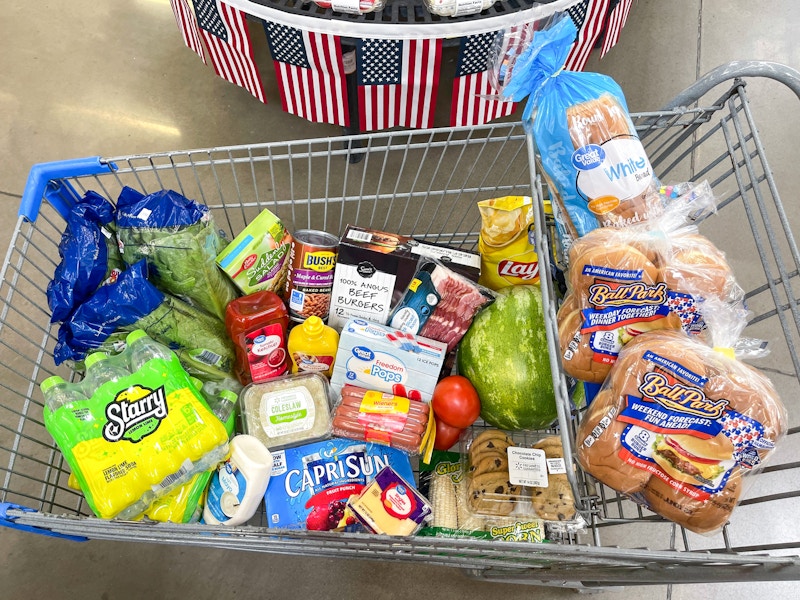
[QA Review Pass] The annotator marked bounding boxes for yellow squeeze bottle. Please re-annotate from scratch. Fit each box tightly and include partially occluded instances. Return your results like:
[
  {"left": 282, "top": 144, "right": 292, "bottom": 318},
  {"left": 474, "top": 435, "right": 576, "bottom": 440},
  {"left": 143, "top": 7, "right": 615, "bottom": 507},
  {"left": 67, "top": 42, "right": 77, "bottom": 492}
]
[{"left": 288, "top": 316, "right": 339, "bottom": 378}]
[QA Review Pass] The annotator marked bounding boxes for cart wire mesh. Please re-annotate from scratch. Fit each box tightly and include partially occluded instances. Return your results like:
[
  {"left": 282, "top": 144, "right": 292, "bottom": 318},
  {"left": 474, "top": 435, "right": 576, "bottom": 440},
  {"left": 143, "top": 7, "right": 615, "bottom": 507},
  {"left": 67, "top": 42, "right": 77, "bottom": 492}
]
[{"left": 2, "top": 72, "right": 800, "bottom": 585}]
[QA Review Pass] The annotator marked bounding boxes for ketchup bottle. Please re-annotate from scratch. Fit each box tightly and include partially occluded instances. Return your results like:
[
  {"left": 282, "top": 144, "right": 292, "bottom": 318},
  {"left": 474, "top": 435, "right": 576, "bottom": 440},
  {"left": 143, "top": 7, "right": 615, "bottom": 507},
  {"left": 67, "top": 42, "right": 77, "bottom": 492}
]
[{"left": 225, "top": 290, "right": 289, "bottom": 385}]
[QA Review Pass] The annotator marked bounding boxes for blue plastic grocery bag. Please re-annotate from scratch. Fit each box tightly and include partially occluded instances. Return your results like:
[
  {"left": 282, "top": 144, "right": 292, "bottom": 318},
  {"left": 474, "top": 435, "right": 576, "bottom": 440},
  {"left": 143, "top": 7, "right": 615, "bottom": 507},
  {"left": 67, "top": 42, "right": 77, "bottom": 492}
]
[
  {"left": 503, "top": 16, "right": 657, "bottom": 239},
  {"left": 54, "top": 260, "right": 164, "bottom": 364},
  {"left": 47, "top": 191, "right": 121, "bottom": 323}
]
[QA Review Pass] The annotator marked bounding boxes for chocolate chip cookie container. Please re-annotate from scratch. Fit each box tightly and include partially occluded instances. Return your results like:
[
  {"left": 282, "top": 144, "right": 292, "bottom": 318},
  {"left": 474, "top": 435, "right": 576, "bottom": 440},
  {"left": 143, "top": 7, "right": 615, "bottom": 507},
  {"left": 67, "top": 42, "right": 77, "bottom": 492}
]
[
  {"left": 460, "top": 428, "right": 585, "bottom": 535},
  {"left": 286, "top": 230, "right": 339, "bottom": 323}
]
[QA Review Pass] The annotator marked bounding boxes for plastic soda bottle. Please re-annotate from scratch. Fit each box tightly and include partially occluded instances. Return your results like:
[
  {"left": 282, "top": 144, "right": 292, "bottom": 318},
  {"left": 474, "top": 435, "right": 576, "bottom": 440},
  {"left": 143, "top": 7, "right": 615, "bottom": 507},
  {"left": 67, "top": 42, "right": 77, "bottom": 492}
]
[
  {"left": 287, "top": 316, "right": 339, "bottom": 378},
  {"left": 211, "top": 389, "right": 238, "bottom": 425},
  {"left": 126, "top": 329, "right": 174, "bottom": 371},
  {"left": 40, "top": 376, "right": 88, "bottom": 411},
  {"left": 83, "top": 352, "right": 130, "bottom": 396}
]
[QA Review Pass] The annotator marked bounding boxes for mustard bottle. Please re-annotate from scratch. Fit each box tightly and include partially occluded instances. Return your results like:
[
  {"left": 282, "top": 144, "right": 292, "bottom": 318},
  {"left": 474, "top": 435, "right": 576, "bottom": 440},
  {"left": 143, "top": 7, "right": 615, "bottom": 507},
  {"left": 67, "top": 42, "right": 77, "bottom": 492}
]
[{"left": 288, "top": 316, "right": 339, "bottom": 378}]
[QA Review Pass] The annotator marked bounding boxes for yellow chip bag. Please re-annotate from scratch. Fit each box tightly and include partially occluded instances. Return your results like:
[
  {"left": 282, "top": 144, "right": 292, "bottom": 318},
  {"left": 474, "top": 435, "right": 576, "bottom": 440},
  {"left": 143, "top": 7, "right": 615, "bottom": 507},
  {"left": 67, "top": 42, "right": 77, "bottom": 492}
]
[{"left": 477, "top": 196, "right": 540, "bottom": 289}]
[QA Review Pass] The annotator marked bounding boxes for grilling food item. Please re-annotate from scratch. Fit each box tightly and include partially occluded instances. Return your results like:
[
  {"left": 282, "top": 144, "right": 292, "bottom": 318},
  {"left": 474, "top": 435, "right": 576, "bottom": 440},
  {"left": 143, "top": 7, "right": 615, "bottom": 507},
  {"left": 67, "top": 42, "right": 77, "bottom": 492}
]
[
  {"left": 331, "top": 385, "right": 430, "bottom": 454},
  {"left": 576, "top": 329, "right": 787, "bottom": 534},
  {"left": 388, "top": 258, "right": 494, "bottom": 353},
  {"left": 651, "top": 433, "right": 732, "bottom": 486},
  {"left": 457, "top": 285, "right": 557, "bottom": 431}
]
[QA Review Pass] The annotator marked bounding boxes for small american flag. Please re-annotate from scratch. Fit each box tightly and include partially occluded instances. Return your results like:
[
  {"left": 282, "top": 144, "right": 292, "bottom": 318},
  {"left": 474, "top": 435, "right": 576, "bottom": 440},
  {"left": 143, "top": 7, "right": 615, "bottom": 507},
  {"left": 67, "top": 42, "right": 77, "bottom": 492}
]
[
  {"left": 564, "top": 0, "right": 611, "bottom": 72},
  {"left": 450, "top": 31, "right": 516, "bottom": 127},
  {"left": 601, "top": 0, "right": 633, "bottom": 58},
  {"left": 193, "top": 0, "right": 265, "bottom": 102},
  {"left": 357, "top": 38, "right": 442, "bottom": 131},
  {"left": 169, "top": 0, "right": 206, "bottom": 63},
  {"left": 264, "top": 23, "right": 349, "bottom": 126}
]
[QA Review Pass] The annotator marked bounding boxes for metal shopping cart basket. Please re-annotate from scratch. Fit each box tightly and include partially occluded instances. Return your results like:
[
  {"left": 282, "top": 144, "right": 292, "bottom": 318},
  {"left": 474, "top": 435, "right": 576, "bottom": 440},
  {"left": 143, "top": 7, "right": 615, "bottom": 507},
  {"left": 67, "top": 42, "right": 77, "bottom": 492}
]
[{"left": 2, "top": 60, "right": 800, "bottom": 588}]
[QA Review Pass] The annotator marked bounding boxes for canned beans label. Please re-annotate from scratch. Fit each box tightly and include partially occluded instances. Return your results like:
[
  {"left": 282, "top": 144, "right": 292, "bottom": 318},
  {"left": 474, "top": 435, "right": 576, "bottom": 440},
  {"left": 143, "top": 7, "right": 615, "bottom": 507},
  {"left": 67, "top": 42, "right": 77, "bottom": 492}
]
[{"left": 287, "top": 233, "right": 338, "bottom": 320}]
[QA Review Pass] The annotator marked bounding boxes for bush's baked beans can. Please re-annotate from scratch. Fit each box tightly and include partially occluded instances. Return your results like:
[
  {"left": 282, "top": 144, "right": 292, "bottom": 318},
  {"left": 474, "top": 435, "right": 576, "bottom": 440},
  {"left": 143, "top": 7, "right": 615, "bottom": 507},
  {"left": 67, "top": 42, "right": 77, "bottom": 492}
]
[{"left": 286, "top": 229, "right": 339, "bottom": 322}]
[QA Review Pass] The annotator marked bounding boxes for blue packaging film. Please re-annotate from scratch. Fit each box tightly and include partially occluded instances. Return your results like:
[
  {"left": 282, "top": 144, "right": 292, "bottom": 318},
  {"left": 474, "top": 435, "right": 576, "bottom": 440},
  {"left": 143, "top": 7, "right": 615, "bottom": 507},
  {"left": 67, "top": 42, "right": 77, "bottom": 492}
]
[
  {"left": 502, "top": 16, "right": 659, "bottom": 240},
  {"left": 264, "top": 438, "right": 415, "bottom": 530}
]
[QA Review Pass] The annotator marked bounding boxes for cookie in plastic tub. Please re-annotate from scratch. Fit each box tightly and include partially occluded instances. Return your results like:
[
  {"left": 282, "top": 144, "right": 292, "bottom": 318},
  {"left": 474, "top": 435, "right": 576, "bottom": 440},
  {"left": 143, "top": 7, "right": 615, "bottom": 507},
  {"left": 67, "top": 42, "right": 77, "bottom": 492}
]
[
  {"left": 575, "top": 303, "right": 788, "bottom": 534},
  {"left": 423, "top": 0, "right": 496, "bottom": 18},
  {"left": 459, "top": 428, "right": 585, "bottom": 533},
  {"left": 240, "top": 372, "right": 333, "bottom": 451},
  {"left": 312, "top": 0, "right": 385, "bottom": 14}
]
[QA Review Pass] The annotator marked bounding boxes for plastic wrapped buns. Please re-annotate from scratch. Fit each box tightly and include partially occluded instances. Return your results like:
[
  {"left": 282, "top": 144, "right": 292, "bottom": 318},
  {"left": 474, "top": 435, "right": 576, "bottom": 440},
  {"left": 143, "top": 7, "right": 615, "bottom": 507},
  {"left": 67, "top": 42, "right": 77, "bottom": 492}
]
[{"left": 576, "top": 329, "right": 787, "bottom": 534}]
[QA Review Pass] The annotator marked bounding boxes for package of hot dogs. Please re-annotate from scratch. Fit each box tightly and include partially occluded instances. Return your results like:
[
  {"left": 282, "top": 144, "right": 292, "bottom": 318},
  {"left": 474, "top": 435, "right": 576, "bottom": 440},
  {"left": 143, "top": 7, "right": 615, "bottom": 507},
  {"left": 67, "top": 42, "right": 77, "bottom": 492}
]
[
  {"left": 331, "top": 385, "right": 431, "bottom": 455},
  {"left": 575, "top": 303, "right": 787, "bottom": 534}
]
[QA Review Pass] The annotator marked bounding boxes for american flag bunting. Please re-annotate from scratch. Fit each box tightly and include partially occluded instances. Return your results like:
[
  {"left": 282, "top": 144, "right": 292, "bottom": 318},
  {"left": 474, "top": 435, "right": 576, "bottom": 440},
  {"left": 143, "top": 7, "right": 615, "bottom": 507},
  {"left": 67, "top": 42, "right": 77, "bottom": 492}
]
[
  {"left": 601, "top": 0, "right": 633, "bottom": 58},
  {"left": 450, "top": 30, "right": 517, "bottom": 127},
  {"left": 564, "top": 0, "right": 611, "bottom": 72},
  {"left": 264, "top": 23, "right": 349, "bottom": 126},
  {"left": 193, "top": 0, "right": 266, "bottom": 102},
  {"left": 169, "top": 0, "right": 206, "bottom": 63},
  {"left": 357, "top": 38, "right": 442, "bottom": 131}
]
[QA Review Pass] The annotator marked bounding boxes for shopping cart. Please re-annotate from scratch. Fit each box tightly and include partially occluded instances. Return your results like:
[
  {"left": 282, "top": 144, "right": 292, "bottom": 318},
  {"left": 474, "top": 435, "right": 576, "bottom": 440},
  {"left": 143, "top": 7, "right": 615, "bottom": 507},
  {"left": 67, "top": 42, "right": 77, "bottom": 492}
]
[{"left": 2, "top": 60, "right": 800, "bottom": 588}]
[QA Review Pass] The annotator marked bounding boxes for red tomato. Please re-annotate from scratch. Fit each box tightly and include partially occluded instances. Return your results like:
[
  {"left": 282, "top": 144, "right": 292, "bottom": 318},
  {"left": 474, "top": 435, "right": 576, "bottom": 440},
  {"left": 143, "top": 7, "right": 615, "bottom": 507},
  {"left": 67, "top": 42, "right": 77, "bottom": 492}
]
[
  {"left": 431, "top": 375, "right": 481, "bottom": 429},
  {"left": 434, "top": 417, "right": 464, "bottom": 451}
]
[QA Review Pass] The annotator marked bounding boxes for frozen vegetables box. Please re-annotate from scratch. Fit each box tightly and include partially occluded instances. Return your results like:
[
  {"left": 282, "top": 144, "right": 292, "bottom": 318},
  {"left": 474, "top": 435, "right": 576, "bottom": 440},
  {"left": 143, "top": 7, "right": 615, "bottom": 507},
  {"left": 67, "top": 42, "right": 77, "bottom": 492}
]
[{"left": 264, "top": 437, "right": 414, "bottom": 530}]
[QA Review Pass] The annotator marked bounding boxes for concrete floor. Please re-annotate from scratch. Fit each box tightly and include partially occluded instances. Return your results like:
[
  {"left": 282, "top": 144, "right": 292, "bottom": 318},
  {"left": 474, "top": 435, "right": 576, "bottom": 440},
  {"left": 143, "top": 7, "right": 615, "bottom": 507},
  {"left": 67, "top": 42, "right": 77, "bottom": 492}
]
[{"left": 2, "top": 1, "right": 800, "bottom": 598}]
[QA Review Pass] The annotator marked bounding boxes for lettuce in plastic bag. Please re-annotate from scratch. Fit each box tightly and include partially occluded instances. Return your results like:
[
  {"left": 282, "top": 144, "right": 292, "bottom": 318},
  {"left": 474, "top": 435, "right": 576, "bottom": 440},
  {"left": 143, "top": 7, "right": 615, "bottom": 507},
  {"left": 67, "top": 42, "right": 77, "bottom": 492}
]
[
  {"left": 116, "top": 187, "right": 239, "bottom": 320},
  {"left": 54, "top": 260, "right": 234, "bottom": 380}
]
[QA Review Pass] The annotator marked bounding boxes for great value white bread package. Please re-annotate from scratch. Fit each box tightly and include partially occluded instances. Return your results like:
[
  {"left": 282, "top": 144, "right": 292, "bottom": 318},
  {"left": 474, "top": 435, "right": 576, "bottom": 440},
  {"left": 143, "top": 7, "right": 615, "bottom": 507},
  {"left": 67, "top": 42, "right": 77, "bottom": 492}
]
[
  {"left": 576, "top": 329, "right": 787, "bottom": 534},
  {"left": 501, "top": 16, "right": 663, "bottom": 241}
]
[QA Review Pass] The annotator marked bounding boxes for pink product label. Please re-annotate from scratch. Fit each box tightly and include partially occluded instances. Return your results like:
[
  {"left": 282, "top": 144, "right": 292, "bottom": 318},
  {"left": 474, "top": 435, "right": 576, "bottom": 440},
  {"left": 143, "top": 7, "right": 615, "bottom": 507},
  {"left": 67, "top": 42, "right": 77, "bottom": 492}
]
[
  {"left": 258, "top": 255, "right": 288, "bottom": 284},
  {"left": 292, "top": 269, "right": 334, "bottom": 288},
  {"left": 246, "top": 323, "right": 288, "bottom": 382}
]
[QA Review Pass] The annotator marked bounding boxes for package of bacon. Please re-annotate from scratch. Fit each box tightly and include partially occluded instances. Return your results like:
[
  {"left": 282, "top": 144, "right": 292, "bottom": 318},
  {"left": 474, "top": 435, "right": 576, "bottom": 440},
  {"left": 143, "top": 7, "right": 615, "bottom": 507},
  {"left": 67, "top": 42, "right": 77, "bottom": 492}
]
[{"left": 386, "top": 258, "right": 495, "bottom": 353}]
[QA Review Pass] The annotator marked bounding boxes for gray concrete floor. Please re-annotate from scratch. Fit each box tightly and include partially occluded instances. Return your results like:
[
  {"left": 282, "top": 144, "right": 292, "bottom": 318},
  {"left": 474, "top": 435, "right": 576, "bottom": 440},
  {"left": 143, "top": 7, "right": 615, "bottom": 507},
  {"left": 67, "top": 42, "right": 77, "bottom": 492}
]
[{"left": 2, "top": 1, "right": 800, "bottom": 598}]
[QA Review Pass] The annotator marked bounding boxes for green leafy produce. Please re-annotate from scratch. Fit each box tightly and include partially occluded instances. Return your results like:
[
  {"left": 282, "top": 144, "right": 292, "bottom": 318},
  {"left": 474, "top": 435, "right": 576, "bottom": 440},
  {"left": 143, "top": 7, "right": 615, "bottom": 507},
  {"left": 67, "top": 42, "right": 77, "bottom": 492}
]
[{"left": 116, "top": 187, "right": 239, "bottom": 320}]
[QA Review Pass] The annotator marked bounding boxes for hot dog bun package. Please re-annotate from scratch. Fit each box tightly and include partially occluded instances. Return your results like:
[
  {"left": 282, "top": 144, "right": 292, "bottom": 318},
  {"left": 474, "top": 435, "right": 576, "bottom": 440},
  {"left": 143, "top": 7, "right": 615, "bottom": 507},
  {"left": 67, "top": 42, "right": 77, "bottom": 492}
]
[
  {"left": 557, "top": 181, "right": 742, "bottom": 384},
  {"left": 502, "top": 16, "right": 662, "bottom": 241},
  {"left": 575, "top": 301, "right": 788, "bottom": 534}
]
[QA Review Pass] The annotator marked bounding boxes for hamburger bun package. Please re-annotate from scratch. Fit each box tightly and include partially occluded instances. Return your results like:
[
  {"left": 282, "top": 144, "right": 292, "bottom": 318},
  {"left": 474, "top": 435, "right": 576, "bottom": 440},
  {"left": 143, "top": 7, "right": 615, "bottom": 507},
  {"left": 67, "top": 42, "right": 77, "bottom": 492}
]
[
  {"left": 575, "top": 302, "right": 788, "bottom": 535},
  {"left": 557, "top": 181, "right": 741, "bottom": 384},
  {"left": 501, "top": 16, "right": 663, "bottom": 242}
]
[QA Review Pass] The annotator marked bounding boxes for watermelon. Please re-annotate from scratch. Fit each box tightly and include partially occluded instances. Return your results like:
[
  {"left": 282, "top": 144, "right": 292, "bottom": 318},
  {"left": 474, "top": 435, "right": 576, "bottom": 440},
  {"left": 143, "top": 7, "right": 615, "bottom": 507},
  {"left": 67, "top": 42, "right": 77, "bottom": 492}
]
[{"left": 457, "top": 285, "right": 557, "bottom": 430}]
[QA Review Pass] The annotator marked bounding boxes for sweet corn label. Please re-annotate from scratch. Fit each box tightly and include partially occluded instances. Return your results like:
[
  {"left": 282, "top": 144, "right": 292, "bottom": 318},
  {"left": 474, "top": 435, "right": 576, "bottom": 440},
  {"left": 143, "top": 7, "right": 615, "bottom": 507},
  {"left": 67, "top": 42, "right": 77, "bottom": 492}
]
[{"left": 44, "top": 357, "right": 228, "bottom": 520}]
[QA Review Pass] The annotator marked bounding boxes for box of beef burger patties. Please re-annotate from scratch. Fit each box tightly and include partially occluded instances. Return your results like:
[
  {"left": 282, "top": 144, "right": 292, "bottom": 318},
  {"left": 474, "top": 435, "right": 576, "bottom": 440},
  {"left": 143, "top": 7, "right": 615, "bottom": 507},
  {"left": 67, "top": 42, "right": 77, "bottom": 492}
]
[{"left": 327, "top": 225, "right": 481, "bottom": 331}]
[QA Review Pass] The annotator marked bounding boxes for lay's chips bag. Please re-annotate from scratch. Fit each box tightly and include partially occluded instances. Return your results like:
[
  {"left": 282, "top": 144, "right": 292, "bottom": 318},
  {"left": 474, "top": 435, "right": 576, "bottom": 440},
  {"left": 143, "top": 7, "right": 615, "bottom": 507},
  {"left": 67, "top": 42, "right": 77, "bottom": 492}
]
[{"left": 477, "top": 196, "right": 541, "bottom": 290}]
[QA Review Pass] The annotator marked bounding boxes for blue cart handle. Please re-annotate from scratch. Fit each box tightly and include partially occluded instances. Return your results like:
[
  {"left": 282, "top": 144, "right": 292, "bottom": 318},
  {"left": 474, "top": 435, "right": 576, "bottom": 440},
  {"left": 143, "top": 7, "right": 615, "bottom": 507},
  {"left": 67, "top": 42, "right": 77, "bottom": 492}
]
[
  {"left": 0, "top": 502, "right": 88, "bottom": 542},
  {"left": 19, "top": 157, "right": 116, "bottom": 222}
]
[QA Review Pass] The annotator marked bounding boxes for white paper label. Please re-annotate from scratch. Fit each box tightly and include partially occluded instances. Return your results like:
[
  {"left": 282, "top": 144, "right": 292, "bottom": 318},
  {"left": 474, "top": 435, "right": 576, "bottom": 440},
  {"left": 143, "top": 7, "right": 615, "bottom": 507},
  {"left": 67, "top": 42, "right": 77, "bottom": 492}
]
[
  {"left": 410, "top": 242, "right": 481, "bottom": 269},
  {"left": 546, "top": 457, "right": 567, "bottom": 475},
  {"left": 346, "top": 229, "right": 374, "bottom": 243},
  {"left": 453, "top": 0, "right": 485, "bottom": 17},
  {"left": 136, "top": 208, "right": 152, "bottom": 221},
  {"left": 508, "top": 447, "right": 548, "bottom": 487},
  {"left": 328, "top": 262, "right": 395, "bottom": 329},
  {"left": 331, "top": 0, "right": 363, "bottom": 15}
]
